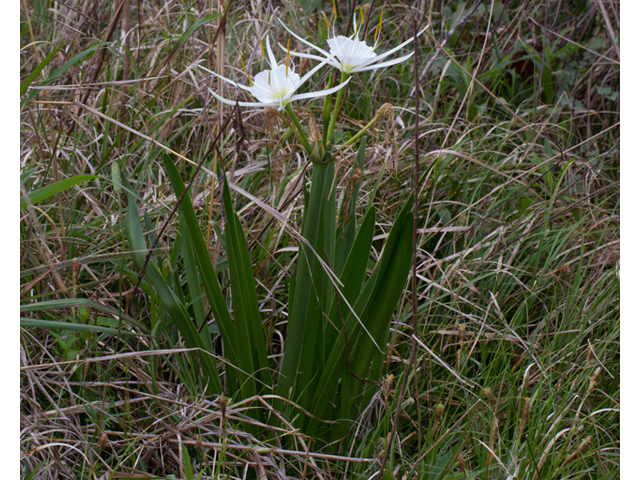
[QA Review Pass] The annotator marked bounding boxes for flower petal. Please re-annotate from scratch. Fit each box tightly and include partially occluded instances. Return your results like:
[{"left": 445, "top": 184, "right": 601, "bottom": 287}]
[
  {"left": 199, "top": 65, "right": 253, "bottom": 93},
  {"left": 282, "top": 47, "right": 326, "bottom": 62},
  {"left": 265, "top": 35, "right": 279, "bottom": 70},
  {"left": 354, "top": 51, "right": 415, "bottom": 72},
  {"left": 296, "top": 50, "right": 339, "bottom": 88},
  {"left": 278, "top": 19, "right": 333, "bottom": 59},
  {"left": 289, "top": 77, "right": 350, "bottom": 102},
  {"left": 207, "top": 87, "right": 277, "bottom": 108},
  {"left": 366, "top": 24, "right": 430, "bottom": 64}
]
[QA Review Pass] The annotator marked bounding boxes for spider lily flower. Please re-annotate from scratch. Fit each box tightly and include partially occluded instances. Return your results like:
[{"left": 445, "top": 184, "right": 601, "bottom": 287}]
[
  {"left": 200, "top": 36, "right": 350, "bottom": 111},
  {"left": 280, "top": 18, "right": 429, "bottom": 74}
]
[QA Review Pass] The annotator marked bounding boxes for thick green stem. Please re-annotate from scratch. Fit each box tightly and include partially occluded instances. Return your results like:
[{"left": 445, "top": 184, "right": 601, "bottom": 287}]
[
  {"left": 285, "top": 103, "right": 313, "bottom": 154},
  {"left": 326, "top": 71, "right": 350, "bottom": 146}
]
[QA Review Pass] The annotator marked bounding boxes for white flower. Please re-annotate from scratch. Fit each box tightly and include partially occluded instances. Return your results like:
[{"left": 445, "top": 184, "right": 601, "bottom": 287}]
[
  {"left": 280, "top": 18, "right": 429, "bottom": 74},
  {"left": 200, "top": 36, "right": 349, "bottom": 111}
]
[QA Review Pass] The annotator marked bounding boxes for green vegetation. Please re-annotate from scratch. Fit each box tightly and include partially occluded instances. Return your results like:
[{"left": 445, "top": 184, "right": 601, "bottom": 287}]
[{"left": 20, "top": 1, "right": 619, "bottom": 479}]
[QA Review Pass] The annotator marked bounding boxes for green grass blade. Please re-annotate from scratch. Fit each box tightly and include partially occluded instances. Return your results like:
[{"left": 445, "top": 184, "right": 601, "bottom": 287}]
[
  {"left": 20, "top": 297, "right": 146, "bottom": 332},
  {"left": 169, "top": 13, "right": 222, "bottom": 61},
  {"left": 294, "top": 161, "right": 338, "bottom": 410},
  {"left": 20, "top": 45, "right": 62, "bottom": 97},
  {"left": 179, "top": 220, "right": 208, "bottom": 342},
  {"left": 21, "top": 43, "right": 101, "bottom": 108},
  {"left": 20, "top": 318, "right": 143, "bottom": 337},
  {"left": 20, "top": 175, "right": 98, "bottom": 210},
  {"left": 348, "top": 211, "right": 413, "bottom": 412},
  {"left": 321, "top": 160, "right": 337, "bottom": 304}
]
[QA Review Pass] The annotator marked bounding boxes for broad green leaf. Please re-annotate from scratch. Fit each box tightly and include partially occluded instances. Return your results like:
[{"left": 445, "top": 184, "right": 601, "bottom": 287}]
[
  {"left": 542, "top": 65, "right": 554, "bottom": 103},
  {"left": 161, "top": 155, "right": 238, "bottom": 393},
  {"left": 20, "top": 175, "right": 98, "bottom": 210},
  {"left": 306, "top": 199, "right": 414, "bottom": 431},
  {"left": 180, "top": 220, "right": 207, "bottom": 334},
  {"left": 294, "top": 161, "right": 337, "bottom": 410},
  {"left": 335, "top": 138, "right": 367, "bottom": 277},
  {"left": 123, "top": 176, "right": 222, "bottom": 394},
  {"left": 349, "top": 204, "right": 413, "bottom": 415},
  {"left": 324, "top": 207, "right": 375, "bottom": 356},
  {"left": 182, "top": 444, "right": 194, "bottom": 480},
  {"left": 221, "top": 174, "right": 270, "bottom": 402},
  {"left": 277, "top": 161, "right": 331, "bottom": 401}
]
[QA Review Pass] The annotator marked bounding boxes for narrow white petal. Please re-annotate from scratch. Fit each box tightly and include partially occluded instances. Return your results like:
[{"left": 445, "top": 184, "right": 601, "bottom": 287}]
[
  {"left": 355, "top": 52, "right": 415, "bottom": 72},
  {"left": 281, "top": 47, "right": 327, "bottom": 64},
  {"left": 202, "top": 66, "right": 254, "bottom": 93},
  {"left": 265, "top": 36, "right": 279, "bottom": 70},
  {"left": 287, "top": 49, "right": 341, "bottom": 71},
  {"left": 207, "top": 87, "right": 276, "bottom": 108},
  {"left": 278, "top": 19, "right": 333, "bottom": 59},
  {"left": 296, "top": 53, "right": 339, "bottom": 87},
  {"left": 369, "top": 24, "right": 430, "bottom": 63},
  {"left": 289, "top": 77, "right": 350, "bottom": 102}
]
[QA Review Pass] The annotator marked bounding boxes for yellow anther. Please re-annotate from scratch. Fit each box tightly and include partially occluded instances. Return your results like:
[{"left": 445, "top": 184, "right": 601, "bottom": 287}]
[
  {"left": 359, "top": 6, "right": 365, "bottom": 26},
  {"left": 323, "top": 11, "right": 331, "bottom": 31},
  {"left": 374, "top": 11, "right": 384, "bottom": 44},
  {"left": 332, "top": 0, "right": 337, "bottom": 19},
  {"left": 240, "top": 54, "right": 253, "bottom": 86},
  {"left": 268, "top": 71, "right": 271, "bottom": 85},
  {"left": 259, "top": 37, "right": 266, "bottom": 59},
  {"left": 286, "top": 39, "right": 291, "bottom": 77}
]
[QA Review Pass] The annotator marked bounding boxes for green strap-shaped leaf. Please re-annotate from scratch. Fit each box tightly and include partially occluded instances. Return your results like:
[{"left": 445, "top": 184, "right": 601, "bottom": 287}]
[
  {"left": 277, "top": 161, "right": 330, "bottom": 401},
  {"left": 20, "top": 175, "right": 98, "bottom": 210},
  {"left": 306, "top": 199, "right": 414, "bottom": 431},
  {"left": 335, "top": 138, "right": 367, "bottom": 276},
  {"left": 20, "top": 297, "right": 146, "bottom": 333},
  {"left": 324, "top": 207, "right": 375, "bottom": 360},
  {"left": 348, "top": 211, "right": 413, "bottom": 416},
  {"left": 161, "top": 155, "right": 239, "bottom": 394},
  {"left": 221, "top": 175, "right": 270, "bottom": 402},
  {"left": 294, "top": 161, "right": 337, "bottom": 410},
  {"left": 179, "top": 220, "right": 208, "bottom": 338},
  {"left": 123, "top": 177, "right": 222, "bottom": 394}
]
